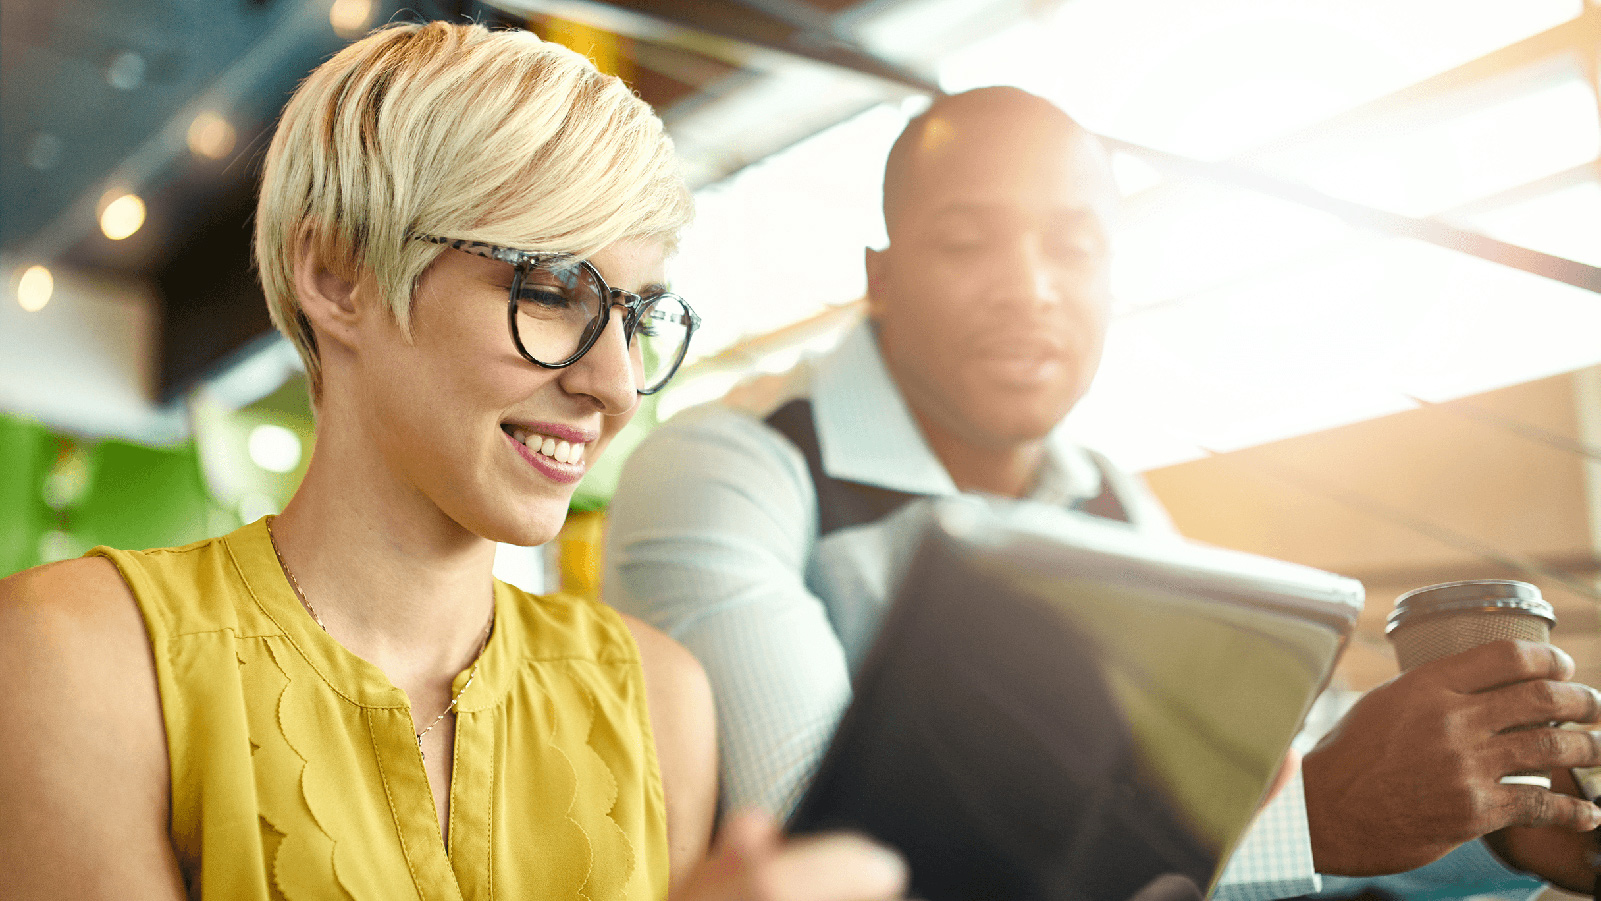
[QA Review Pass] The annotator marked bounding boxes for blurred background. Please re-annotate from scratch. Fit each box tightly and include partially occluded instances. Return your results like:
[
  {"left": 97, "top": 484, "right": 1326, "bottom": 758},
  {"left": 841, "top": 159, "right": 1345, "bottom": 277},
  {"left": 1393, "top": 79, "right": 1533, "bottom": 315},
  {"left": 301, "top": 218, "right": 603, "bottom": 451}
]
[{"left": 2, "top": 0, "right": 1599, "bottom": 694}]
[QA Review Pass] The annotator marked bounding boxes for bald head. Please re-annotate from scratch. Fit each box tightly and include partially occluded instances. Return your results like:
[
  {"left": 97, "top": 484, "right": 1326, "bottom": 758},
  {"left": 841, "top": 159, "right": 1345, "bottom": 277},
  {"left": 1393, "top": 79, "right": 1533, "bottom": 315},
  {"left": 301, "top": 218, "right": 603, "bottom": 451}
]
[
  {"left": 864, "top": 86, "right": 1119, "bottom": 489},
  {"left": 882, "top": 87, "right": 1109, "bottom": 239}
]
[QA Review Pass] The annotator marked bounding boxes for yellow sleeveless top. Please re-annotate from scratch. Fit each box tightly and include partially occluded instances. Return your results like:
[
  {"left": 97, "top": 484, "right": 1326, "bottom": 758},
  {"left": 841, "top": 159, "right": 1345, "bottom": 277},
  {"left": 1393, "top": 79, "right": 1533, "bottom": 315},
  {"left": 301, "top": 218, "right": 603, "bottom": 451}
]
[{"left": 90, "top": 518, "right": 669, "bottom": 901}]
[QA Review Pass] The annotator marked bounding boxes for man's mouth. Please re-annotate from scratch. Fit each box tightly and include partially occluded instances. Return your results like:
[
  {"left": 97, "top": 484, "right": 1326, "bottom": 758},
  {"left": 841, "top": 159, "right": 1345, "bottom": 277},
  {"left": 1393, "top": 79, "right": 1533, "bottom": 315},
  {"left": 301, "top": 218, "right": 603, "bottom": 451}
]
[
  {"left": 975, "top": 330, "right": 1067, "bottom": 355},
  {"left": 503, "top": 425, "right": 587, "bottom": 465}
]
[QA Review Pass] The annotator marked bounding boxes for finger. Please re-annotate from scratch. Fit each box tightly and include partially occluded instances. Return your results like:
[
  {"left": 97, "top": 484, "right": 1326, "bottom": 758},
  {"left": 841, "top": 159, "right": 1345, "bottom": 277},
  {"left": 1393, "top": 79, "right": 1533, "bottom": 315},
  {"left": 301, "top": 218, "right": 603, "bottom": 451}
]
[
  {"left": 1263, "top": 748, "right": 1302, "bottom": 807},
  {"left": 1497, "top": 783, "right": 1601, "bottom": 832},
  {"left": 1480, "top": 680, "right": 1601, "bottom": 732},
  {"left": 763, "top": 833, "right": 908, "bottom": 901},
  {"left": 688, "top": 809, "right": 784, "bottom": 893},
  {"left": 1498, "top": 726, "right": 1601, "bottom": 775},
  {"left": 1420, "top": 640, "right": 1574, "bottom": 694},
  {"left": 1127, "top": 874, "right": 1203, "bottom": 901},
  {"left": 719, "top": 809, "right": 783, "bottom": 856}
]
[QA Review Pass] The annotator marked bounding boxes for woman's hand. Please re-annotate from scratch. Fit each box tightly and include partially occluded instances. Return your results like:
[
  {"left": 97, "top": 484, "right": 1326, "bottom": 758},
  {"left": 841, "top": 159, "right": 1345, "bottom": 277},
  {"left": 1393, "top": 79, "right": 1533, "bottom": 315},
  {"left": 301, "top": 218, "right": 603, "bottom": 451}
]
[{"left": 672, "top": 810, "right": 907, "bottom": 901}]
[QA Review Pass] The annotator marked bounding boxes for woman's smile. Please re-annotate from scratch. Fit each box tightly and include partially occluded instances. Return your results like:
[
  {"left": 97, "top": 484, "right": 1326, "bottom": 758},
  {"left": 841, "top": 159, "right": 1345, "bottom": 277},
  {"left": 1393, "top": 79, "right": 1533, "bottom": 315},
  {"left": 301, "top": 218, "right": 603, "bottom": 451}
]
[{"left": 502, "top": 421, "right": 596, "bottom": 484}]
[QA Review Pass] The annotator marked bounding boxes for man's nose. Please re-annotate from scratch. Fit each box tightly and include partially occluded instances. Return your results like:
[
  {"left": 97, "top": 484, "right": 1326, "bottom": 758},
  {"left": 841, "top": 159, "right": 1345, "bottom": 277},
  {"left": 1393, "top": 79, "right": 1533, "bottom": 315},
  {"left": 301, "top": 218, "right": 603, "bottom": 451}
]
[{"left": 996, "top": 236, "right": 1062, "bottom": 310}]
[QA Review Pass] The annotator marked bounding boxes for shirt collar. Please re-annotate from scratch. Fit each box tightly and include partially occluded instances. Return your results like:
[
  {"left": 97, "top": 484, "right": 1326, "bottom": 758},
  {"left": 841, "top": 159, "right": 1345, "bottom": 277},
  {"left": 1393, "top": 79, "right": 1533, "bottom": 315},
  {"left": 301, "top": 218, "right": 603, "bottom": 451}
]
[
  {"left": 810, "top": 320, "right": 956, "bottom": 496},
  {"left": 809, "top": 320, "right": 1105, "bottom": 504}
]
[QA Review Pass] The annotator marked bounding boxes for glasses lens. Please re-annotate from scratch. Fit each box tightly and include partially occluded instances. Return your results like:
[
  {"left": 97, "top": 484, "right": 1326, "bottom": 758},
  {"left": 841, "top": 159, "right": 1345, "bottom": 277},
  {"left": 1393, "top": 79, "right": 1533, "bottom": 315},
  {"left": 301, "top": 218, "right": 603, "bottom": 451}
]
[
  {"left": 511, "top": 258, "right": 606, "bottom": 364},
  {"left": 632, "top": 294, "right": 693, "bottom": 393}
]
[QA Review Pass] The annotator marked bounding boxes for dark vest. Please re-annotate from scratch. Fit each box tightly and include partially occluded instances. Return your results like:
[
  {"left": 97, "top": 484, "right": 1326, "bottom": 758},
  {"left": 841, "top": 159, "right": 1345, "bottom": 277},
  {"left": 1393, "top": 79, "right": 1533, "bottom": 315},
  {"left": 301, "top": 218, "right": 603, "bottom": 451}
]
[{"left": 763, "top": 399, "right": 1132, "bottom": 539}]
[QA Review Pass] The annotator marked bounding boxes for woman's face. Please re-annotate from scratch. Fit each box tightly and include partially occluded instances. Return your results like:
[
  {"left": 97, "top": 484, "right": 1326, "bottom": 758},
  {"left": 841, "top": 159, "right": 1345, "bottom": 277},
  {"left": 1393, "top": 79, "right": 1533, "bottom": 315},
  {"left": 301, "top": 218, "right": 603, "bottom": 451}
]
[{"left": 347, "top": 235, "right": 667, "bottom": 547}]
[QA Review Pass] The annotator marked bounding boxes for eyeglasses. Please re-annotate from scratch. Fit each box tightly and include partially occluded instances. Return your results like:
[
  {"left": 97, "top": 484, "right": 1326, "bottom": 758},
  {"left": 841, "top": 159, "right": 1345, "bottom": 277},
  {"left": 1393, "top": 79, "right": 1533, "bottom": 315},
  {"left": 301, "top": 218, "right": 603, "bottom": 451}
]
[{"left": 413, "top": 235, "right": 701, "bottom": 395}]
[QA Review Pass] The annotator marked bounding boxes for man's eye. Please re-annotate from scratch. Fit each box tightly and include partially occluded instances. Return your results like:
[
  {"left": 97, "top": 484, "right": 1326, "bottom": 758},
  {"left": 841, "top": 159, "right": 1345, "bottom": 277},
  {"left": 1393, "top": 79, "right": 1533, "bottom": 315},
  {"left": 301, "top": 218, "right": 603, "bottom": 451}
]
[
  {"left": 1050, "top": 235, "right": 1101, "bottom": 260},
  {"left": 936, "top": 234, "right": 987, "bottom": 251}
]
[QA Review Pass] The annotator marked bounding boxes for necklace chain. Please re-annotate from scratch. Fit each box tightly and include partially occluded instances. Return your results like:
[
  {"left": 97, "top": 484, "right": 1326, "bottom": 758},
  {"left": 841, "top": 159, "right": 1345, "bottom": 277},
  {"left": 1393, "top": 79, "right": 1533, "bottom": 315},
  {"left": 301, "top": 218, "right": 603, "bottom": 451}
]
[{"left": 265, "top": 516, "right": 493, "bottom": 760}]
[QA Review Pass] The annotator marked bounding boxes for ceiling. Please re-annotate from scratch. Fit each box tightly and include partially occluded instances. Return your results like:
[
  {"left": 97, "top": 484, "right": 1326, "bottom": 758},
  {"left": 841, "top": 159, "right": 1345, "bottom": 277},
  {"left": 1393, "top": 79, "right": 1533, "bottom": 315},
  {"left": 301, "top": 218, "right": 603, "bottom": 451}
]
[
  {"left": 2, "top": 0, "right": 1599, "bottom": 466},
  {"left": 0, "top": 0, "right": 1015, "bottom": 437}
]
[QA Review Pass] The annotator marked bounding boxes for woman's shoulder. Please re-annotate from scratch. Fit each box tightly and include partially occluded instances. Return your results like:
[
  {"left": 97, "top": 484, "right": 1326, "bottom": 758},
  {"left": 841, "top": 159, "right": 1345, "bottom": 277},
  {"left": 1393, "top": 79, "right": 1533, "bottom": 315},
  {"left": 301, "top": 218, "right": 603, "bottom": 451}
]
[
  {"left": 0, "top": 556, "right": 157, "bottom": 709},
  {"left": 0, "top": 558, "right": 177, "bottom": 895},
  {"left": 614, "top": 612, "right": 708, "bottom": 700},
  {"left": 0, "top": 555, "right": 142, "bottom": 645},
  {"left": 84, "top": 524, "right": 277, "bottom": 639}
]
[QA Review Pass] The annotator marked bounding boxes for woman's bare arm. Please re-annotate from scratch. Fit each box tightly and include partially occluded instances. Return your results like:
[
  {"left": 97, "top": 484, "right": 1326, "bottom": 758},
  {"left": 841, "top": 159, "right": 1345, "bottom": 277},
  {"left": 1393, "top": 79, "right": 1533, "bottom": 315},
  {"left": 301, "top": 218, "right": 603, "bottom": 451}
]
[
  {"left": 0, "top": 557, "right": 185, "bottom": 899},
  {"left": 622, "top": 614, "right": 908, "bottom": 901},
  {"left": 623, "top": 613, "right": 719, "bottom": 888}
]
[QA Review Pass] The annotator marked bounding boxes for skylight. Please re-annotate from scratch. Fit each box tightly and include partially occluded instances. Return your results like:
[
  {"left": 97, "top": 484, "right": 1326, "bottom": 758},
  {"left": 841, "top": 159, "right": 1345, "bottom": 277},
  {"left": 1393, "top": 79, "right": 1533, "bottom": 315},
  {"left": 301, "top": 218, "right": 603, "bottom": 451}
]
[{"left": 664, "top": 0, "right": 1599, "bottom": 471}]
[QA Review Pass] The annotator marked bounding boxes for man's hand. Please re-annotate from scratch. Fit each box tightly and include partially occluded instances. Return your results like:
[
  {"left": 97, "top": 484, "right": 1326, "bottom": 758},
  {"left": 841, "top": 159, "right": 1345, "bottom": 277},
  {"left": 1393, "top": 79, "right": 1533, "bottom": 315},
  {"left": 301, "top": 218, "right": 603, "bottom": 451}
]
[
  {"left": 1487, "top": 765, "right": 1601, "bottom": 893},
  {"left": 1303, "top": 639, "right": 1601, "bottom": 877},
  {"left": 672, "top": 810, "right": 907, "bottom": 901}
]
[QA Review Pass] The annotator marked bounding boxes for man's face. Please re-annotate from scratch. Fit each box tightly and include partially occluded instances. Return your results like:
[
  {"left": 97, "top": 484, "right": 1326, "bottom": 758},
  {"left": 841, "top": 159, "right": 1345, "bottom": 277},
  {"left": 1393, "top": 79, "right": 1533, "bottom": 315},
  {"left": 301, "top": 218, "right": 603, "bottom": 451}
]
[{"left": 867, "top": 112, "right": 1118, "bottom": 453}]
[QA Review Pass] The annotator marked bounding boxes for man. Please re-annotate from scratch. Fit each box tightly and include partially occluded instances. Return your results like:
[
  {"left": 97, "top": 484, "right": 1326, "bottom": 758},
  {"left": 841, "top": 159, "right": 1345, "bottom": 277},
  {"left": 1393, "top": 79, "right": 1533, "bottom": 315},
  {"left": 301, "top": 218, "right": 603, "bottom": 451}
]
[{"left": 606, "top": 86, "right": 1601, "bottom": 898}]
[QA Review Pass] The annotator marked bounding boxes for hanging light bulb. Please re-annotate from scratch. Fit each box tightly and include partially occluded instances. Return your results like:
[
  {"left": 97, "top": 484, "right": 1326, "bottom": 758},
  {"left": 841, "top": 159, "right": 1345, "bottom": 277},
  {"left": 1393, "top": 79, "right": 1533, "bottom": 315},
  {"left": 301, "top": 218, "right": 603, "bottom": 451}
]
[
  {"left": 329, "top": 0, "right": 373, "bottom": 39},
  {"left": 99, "top": 192, "right": 146, "bottom": 241},
  {"left": 187, "top": 112, "right": 237, "bottom": 160},
  {"left": 16, "top": 265, "right": 53, "bottom": 312}
]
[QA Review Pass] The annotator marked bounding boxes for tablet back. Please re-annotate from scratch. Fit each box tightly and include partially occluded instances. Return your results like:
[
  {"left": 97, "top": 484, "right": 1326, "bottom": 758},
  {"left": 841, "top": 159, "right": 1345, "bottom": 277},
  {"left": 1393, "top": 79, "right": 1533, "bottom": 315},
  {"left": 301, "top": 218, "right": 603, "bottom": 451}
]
[{"left": 789, "top": 497, "right": 1363, "bottom": 901}]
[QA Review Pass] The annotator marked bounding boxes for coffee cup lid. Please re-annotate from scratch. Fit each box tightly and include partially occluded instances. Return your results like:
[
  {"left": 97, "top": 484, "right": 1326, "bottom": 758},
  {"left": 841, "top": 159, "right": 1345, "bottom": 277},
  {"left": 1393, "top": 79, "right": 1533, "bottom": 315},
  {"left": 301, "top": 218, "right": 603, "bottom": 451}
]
[{"left": 1386, "top": 580, "right": 1553, "bottom": 634}]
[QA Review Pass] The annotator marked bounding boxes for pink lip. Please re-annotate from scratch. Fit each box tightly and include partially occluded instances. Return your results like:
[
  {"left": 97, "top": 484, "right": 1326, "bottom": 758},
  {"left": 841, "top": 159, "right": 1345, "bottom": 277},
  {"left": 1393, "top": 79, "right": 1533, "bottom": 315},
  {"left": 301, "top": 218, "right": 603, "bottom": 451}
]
[
  {"left": 503, "top": 421, "right": 598, "bottom": 486},
  {"left": 506, "top": 431, "right": 586, "bottom": 485}
]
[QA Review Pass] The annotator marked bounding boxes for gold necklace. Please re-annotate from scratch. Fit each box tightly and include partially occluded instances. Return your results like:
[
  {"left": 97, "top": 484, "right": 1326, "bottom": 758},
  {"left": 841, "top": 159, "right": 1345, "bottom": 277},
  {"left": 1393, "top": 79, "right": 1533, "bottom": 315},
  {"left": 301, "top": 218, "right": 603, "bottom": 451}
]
[{"left": 265, "top": 516, "right": 494, "bottom": 760}]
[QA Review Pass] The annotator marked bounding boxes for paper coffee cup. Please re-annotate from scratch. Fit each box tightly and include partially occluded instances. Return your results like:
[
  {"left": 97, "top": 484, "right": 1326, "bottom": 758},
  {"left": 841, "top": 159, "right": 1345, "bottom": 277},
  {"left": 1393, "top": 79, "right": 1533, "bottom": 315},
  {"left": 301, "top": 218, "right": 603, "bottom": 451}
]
[{"left": 1387, "top": 580, "right": 1555, "bottom": 788}]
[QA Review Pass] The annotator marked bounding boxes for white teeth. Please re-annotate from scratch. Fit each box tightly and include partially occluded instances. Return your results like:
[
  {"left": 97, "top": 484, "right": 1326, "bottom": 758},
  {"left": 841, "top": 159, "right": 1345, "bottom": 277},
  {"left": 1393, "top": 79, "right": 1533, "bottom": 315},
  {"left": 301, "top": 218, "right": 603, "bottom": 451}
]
[{"left": 512, "top": 428, "right": 585, "bottom": 466}]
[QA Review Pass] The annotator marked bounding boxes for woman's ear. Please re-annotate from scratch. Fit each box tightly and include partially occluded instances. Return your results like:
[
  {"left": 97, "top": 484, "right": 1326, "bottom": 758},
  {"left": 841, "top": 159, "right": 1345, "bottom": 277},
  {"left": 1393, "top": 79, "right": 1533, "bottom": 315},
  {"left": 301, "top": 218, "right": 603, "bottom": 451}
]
[{"left": 292, "top": 237, "right": 364, "bottom": 351}]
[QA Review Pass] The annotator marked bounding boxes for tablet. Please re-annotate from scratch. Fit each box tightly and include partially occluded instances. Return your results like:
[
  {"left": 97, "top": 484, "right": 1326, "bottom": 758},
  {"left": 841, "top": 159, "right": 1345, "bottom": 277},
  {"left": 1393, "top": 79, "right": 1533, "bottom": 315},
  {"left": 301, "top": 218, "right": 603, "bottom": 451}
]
[{"left": 788, "top": 496, "right": 1363, "bottom": 901}]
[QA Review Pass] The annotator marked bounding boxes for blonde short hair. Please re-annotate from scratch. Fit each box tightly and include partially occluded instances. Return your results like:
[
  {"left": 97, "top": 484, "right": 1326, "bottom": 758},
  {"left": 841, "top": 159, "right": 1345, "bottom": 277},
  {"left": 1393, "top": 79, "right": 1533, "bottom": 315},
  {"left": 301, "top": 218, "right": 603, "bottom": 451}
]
[{"left": 255, "top": 21, "right": 693, "bottom": 398}]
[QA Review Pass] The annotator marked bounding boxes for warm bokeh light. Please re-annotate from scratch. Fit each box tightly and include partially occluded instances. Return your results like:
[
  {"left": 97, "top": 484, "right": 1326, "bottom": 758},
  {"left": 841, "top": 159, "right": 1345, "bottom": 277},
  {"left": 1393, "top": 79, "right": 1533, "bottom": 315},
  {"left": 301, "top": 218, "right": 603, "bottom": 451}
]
[
  {"left": 99, "top": 192, "right": 146, "bottom": 241},
  {"left": 16, "top": 265, "right": 53, "bottom": 313},
  {"left": 248, "top": 424, "right": 303, "bottom": 474},
  {"left": 186, "top": 112, "right": 237, "bottom": 160},
  {"left": 329, "top": 0, "right": 373, "bottom": 38}
]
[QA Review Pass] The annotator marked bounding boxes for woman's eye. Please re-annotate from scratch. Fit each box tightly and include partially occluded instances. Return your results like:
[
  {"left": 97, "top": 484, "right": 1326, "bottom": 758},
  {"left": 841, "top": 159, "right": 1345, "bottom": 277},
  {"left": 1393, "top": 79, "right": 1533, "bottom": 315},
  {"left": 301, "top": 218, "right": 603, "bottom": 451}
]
[{"left": 515, "top": 287, "right": 575, "bottom": 310}]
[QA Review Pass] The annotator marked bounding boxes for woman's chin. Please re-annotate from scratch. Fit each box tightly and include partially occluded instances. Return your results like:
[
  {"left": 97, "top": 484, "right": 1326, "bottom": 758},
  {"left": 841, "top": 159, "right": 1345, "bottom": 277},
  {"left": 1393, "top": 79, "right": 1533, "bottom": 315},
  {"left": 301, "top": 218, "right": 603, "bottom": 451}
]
[
  {"left": 462, "top": 501, "right": 570, "bottom": 549},
  {"left": 503, "top": 516, "right": 567, "bottom": 549}
]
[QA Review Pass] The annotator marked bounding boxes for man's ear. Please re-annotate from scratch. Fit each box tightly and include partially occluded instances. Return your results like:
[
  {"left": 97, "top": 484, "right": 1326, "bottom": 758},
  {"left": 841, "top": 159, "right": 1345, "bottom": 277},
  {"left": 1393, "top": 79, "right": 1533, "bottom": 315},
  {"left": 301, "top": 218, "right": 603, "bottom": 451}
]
[
  {"left": 864, "top": 244, "right": 889, "bottom": 322},
  {"left": 292, "top": 237, "right": 364, "bottom": 351}
]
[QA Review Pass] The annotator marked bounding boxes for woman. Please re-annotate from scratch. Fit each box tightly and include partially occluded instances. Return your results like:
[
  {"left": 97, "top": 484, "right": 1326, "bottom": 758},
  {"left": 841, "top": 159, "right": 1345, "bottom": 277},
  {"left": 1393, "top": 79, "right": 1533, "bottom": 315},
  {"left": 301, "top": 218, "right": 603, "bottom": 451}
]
[{"left": 0, "top": 22, "right": 904, "bottom": 901}]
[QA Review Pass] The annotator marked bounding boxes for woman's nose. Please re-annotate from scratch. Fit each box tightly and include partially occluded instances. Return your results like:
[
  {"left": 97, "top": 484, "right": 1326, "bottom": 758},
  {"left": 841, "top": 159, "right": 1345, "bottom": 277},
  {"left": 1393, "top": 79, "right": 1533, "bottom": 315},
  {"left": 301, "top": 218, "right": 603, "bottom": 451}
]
[{"left": 558, "top": 306, "right": 639, "bottom": 415}]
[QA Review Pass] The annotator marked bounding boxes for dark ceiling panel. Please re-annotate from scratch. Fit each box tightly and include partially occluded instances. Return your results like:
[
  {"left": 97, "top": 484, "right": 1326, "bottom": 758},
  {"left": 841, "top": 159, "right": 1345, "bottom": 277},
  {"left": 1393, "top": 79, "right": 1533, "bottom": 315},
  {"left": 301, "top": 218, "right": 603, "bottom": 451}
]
[
  {"left": 0, "top": 0, "right": 305, "bottom": 251},
  {"left": 154, "top": 168, "right": 275, "bottom": 402}
]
